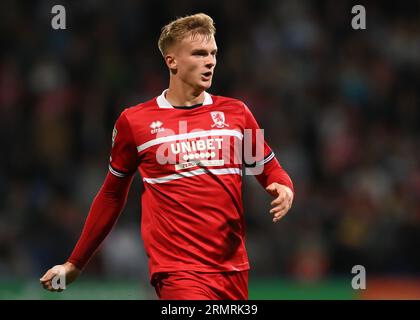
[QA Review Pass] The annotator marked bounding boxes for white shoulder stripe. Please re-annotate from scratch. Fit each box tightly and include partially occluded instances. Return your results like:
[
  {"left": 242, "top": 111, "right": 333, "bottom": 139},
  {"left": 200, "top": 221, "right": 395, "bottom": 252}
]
[
  {"left": 137, "top": 129, "right": 243, "bottom": 153},
  {"left": 143, "top": 167, "right": 242, "bottom": 184}
]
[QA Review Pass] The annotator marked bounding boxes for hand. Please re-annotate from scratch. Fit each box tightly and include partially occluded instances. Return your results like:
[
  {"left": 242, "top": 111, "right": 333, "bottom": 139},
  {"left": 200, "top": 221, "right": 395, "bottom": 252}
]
[
  {"left": 40, "top": 261, "right": 81, "bottom": 292},
  {"left": 266, "top": 183, "right": 294, "bottom": 223}
]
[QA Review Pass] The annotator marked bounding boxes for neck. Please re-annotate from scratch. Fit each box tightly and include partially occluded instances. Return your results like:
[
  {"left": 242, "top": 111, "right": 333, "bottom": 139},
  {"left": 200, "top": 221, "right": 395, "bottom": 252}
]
[{"left": 166, "top": 79, "right": 205, "bottom": 107}]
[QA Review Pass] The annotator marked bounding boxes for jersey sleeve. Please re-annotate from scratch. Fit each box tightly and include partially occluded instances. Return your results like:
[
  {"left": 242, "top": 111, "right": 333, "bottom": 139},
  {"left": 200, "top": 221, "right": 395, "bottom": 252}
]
[
  {"left": 109, "top": 111, "right": 139, "bottom": 178},
  {"left": 242, "top": 103, "right": 274, "bottom": 168},
  {"left": 67, "top": 171, "right": 134, "bottom": 270},
  {"left": 242, "top": 102, "right": 294, "bottom": 194}
]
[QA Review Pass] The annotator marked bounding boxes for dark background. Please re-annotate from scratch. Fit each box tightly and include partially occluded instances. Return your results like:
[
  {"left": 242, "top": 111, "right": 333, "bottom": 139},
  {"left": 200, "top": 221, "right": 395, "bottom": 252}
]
[{"left": 0, "top": 0, "right": 419, "bottom": 299}]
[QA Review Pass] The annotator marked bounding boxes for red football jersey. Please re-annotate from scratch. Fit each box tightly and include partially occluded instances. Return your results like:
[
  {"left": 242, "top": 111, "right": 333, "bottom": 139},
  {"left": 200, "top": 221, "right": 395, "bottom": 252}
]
[{"left": 109, "top": 90, "right": 289, "bottom": 281}]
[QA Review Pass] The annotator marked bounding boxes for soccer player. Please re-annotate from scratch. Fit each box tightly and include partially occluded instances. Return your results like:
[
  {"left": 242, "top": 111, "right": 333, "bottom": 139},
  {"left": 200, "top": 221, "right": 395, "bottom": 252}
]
[{"left": 40, "top": 13, "right": 294, "bottom": 300}]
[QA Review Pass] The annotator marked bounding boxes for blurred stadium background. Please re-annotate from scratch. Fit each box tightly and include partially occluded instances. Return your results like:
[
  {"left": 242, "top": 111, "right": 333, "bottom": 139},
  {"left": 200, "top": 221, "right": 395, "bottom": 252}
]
[{"left": 1, "top": 0, "right": 420, "bottom": 299}]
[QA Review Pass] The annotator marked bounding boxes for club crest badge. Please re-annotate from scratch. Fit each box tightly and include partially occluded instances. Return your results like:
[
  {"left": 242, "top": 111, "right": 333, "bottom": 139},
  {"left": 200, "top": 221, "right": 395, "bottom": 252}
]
[{"left": 210, "top": 111, "right": 229, "bottom": 128}]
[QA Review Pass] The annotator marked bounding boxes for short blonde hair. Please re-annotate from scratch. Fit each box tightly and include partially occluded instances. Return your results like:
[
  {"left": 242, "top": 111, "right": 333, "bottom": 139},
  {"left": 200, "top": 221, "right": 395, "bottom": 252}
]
[{"left": 158, "top": 13, "right": 216, "bottom": 56}]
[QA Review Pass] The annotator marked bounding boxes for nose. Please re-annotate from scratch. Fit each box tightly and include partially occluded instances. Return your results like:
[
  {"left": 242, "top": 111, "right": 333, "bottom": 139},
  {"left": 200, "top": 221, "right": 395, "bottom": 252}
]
[{"left": 205, "top": 55, "right": 216, "bottom": 69}]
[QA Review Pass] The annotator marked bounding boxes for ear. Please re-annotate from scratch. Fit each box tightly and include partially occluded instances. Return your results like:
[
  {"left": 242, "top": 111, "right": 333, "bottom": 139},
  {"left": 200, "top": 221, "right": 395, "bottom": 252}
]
[{"left": 165, "top": 54, "right": 177, "bottom": 70}]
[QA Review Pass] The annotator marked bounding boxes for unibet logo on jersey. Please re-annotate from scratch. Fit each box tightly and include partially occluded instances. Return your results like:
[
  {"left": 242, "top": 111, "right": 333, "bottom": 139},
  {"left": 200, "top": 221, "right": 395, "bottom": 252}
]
[
  {"left": 170, "top": 138, "right": 224, "bottom": 154},
  {"left": 170, "top": 138, "right": 225, "bottom": 170}
]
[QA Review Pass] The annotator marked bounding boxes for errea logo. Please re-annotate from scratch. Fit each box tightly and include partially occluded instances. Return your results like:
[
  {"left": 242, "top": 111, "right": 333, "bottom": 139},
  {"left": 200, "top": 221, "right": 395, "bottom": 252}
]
[{"left": 150, "top": 121, "right": 165, "bottom": 134}]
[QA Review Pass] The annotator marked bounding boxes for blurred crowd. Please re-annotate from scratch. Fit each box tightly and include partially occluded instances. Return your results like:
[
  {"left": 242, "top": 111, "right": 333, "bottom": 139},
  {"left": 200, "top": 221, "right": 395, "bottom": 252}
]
[{"left": 0, "top": 0, "right": 419, "bottom": 285}]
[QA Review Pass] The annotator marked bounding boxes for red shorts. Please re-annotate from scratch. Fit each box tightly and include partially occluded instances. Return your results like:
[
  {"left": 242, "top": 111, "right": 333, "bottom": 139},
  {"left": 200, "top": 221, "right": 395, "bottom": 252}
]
[{"left": 152, "top": 270, "right": 249, "bottom": 300}]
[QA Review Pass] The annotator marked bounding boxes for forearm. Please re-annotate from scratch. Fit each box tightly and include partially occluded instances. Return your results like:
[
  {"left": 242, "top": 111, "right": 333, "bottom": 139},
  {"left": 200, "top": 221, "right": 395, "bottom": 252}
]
[
  {"left": 68, "top": 172, "right": 134, "bottom": 270},
  {"left": 254, "top": 157, "right": 294, "bottom": 195}
]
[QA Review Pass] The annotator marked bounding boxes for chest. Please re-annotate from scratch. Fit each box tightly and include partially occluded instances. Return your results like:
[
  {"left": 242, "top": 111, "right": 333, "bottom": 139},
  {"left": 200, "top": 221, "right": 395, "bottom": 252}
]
[{"left": 133, "top": 107, "right": 245, "bottom": 167}]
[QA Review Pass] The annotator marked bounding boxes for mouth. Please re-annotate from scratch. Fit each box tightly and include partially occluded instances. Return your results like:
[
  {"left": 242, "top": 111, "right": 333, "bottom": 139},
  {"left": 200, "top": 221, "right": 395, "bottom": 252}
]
[{"left": 201, "top": 71, "right": 213, "bottom": 81}]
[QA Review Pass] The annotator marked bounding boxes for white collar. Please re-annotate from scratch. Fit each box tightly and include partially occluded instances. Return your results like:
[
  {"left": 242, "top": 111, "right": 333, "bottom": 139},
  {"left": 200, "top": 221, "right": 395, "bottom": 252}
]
[{"left": 156, "top": 89, "right": 213, "bottom": 109}]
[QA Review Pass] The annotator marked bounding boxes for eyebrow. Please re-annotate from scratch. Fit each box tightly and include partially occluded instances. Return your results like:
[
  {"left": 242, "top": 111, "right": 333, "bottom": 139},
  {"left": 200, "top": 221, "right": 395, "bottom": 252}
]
[{"left": 191, "top": 48, "right": 218, "bottom": 54}]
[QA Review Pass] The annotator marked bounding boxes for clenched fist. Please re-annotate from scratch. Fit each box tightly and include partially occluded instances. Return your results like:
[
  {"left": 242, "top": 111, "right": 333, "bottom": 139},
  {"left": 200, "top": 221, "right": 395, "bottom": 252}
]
[{"left": 40, "top": 261, "right": 81, "bottom": 292}]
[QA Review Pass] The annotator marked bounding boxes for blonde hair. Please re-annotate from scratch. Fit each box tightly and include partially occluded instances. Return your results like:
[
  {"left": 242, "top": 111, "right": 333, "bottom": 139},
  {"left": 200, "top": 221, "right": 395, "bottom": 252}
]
[{"left": 158, "top": 13, "right": 216, "bottom": 56}]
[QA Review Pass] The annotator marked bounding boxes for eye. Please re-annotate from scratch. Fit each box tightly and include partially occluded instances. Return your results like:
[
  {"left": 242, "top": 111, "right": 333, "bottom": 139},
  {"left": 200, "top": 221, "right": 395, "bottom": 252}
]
[{"left": 192, "top": 50, "right": 208, "bottom": 57}]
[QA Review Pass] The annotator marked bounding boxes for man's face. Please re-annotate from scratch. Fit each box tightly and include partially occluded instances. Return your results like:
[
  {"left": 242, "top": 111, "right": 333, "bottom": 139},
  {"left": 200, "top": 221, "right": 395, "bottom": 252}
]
[{"left": 167, "top": 33, "right": 217, "bottom": 92}]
